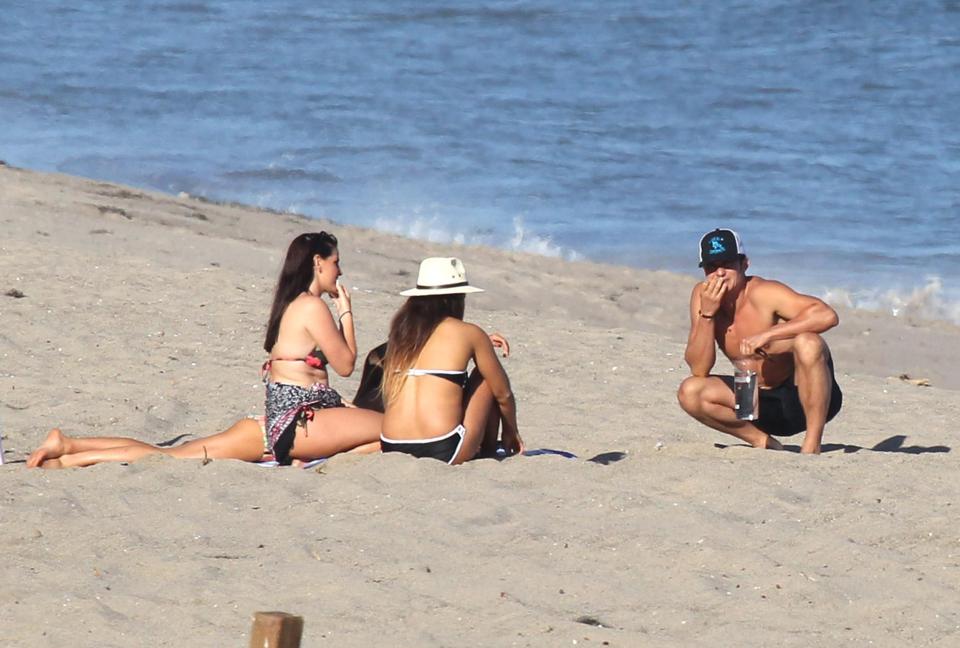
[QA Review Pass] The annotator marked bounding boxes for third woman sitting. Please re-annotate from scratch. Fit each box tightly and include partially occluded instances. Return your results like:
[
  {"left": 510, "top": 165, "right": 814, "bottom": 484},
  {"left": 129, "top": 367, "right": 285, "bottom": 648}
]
[{"left": 380, "top": 257, "right": 523, "bottom": 465}]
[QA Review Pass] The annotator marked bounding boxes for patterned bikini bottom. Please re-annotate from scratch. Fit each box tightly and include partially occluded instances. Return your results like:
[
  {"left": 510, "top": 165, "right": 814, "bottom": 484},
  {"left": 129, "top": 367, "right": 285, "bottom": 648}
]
[{"left": 264, "top": 381, "right": 343, "bottom": 464}]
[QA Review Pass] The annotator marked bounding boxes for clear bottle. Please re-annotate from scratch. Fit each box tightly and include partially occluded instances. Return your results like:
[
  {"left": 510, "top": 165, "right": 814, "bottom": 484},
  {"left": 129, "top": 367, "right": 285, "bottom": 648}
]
[{"left": 733, "top": 357, "right": 759, "bottom": 421}]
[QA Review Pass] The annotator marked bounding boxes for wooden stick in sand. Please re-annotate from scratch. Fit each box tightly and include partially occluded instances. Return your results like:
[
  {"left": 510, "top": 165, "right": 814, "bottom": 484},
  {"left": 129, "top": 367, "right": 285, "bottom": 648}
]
[{"left": 248, "top": 611, "right": 303, "bottom": 648}]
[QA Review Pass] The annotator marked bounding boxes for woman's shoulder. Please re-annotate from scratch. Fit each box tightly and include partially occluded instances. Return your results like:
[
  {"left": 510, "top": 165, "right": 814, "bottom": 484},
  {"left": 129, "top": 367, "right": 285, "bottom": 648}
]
[
  {"left": 287, "top": 292, "right": 329, "bottom": 314},
  {"left": 438, "top": 318, "right": 486, "bottom": 340}
]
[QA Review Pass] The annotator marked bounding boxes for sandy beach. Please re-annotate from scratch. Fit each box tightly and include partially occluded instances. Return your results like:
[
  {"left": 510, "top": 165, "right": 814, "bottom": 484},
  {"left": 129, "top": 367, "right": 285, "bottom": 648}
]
[{"left": 2, "top": 163, "right": 960, "bottom": 647}]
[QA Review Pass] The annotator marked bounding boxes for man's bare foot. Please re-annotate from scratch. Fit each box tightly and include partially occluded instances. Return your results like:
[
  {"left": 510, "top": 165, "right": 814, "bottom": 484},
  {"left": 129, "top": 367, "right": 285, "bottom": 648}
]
[
  {"left": 27, "top": 428, "right": 69, "bottom": 468},
  {"left": 39, "top": 458, "right": 64, "bottom": 469}
]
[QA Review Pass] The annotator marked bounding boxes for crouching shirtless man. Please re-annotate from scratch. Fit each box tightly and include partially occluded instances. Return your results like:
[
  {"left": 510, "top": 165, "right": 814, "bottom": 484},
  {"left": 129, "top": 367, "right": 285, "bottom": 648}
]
[{"left": 677, "top": 228, "right": 843, "bottom": 454}]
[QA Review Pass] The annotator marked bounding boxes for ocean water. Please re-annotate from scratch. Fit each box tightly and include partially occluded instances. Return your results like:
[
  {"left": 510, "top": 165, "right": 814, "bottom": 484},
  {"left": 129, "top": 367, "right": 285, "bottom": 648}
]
[{"left": 2, "top": 1, "right": 959, "bottom": 322}]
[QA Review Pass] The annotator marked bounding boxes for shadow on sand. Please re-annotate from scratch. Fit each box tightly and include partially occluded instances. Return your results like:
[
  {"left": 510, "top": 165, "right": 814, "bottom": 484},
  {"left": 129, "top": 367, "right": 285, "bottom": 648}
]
[
  {"left": 821, "top": 434, "right": 950, "bottom": 454},
  {"left": 586, "top": 451, "right": 628, "bottom": 465},
  {"left": 716, "top": 434, "right": 950, "bottom": 454},
  {"left": 157, "top": 434, "right": 193, "bottom": 447}
]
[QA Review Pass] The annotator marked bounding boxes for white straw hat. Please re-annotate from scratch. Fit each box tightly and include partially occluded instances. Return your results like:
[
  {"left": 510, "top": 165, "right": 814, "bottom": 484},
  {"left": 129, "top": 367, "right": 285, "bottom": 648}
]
[{"left": 400, "top": 257, "right": 484, "bottom": 296}]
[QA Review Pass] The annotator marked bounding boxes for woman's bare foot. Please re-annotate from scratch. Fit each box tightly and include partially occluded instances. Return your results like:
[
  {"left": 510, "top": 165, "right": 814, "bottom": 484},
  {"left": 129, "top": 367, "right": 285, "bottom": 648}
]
[
  {"left": 27, "top": 428, "right": 69, "bottom": 468},
  {"left": 39, "top": 457, "right": 65, "bottom": 469}
]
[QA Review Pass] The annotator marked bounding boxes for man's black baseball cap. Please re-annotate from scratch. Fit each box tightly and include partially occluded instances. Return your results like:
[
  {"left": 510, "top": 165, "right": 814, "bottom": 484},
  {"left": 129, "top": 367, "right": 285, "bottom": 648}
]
[{"left": 698, "top": 228, "right": 745, "bottom": 267}]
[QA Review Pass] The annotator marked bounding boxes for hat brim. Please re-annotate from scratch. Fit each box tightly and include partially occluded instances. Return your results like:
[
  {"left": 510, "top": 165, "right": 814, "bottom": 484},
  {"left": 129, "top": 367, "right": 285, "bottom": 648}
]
[
  {"left": 698, "top": 251, "right": 741, "bottom": 268},
  {"left": 400, "top": 285, "right": 484, "bottom": 297}
]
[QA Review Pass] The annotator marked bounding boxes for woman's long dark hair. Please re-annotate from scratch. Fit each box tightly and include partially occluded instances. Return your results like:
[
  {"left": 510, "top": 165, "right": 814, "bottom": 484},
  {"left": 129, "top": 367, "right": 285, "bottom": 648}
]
[
  {"left": 382, "top": 294, "right": 465, "bottom": 405},
  {"left": 263, "top": 232, "right": 338, "bottom": 353}
]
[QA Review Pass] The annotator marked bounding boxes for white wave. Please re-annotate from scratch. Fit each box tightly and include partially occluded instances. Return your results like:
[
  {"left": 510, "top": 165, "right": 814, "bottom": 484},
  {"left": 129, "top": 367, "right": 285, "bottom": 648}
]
[
  {"left": 372, "top": 214, "right": 466, "bottom": 245},
  {"left": 823, "top": 276, "right": 960, "bottom": 324},
  {"left": 372, "top": 214, "right": 581, "bottom": 261},
  {"left": 508, "top": 216, "right": 581, "bottom": 259}
]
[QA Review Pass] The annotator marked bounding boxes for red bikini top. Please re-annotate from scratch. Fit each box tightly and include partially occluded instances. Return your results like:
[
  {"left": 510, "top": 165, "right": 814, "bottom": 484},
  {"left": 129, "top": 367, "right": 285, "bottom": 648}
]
[{"left": 261, "top": 348, "right": 327, "bottom": 379}]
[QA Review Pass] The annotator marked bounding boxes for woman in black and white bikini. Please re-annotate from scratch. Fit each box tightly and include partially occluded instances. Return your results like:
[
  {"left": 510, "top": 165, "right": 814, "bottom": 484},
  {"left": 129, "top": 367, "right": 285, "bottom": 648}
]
[
  {"left": 379, "top": 257, "right": 523, "bottom": 465},
  {"left": 28, "top": 232, "right": 382, "bottom": 468}
]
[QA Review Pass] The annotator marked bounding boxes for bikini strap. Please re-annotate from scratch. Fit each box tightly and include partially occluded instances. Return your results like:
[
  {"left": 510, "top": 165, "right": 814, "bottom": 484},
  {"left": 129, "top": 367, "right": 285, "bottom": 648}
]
[{"left": 261, "top": 355, "right": 325, "bottom": 381}]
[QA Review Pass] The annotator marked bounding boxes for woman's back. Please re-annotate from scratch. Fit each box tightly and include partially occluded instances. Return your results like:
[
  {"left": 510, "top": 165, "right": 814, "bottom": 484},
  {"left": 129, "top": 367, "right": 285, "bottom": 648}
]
[
  {"left": 267, "top": 294, "right": 331, "bottom": 386},
  {"left": 382, "top": 318, "right": 474, "bottom": 441},
  {"left": 379, "top": 256, "right": 521, "bottom": 464},
  {"left": 267, "top": 285, "right": 357, "bottom": 386}
]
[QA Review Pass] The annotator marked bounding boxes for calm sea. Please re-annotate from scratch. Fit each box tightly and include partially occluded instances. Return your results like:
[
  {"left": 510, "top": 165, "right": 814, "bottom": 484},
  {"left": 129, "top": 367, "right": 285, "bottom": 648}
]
[{"left": 3, "top": 1, "right": 959, "bottom": 321}]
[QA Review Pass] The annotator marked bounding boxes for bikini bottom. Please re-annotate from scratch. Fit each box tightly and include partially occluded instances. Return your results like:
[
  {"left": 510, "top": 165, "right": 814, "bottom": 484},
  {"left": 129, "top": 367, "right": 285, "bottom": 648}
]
[
  {"left": 380, "top": 425, "right": 466, "bottom": 465},
  {"left": 265, "top": 382, "right": 344, "bottom": 465}
]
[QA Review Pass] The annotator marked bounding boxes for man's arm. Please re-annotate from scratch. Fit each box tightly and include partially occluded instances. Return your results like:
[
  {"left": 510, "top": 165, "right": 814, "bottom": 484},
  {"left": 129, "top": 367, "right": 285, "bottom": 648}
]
[
  {"left": 740, "top": 280, "right": 839, "bottom": 355},
  {"left": 684, "top": 281, "right": 720, "bottom": 376}
]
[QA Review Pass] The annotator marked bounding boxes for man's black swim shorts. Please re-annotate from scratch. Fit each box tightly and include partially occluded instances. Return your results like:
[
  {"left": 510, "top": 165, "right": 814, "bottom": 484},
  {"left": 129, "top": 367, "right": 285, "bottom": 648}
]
[{"left": 754, "top": 359, "right": 843, "bottom": 437}]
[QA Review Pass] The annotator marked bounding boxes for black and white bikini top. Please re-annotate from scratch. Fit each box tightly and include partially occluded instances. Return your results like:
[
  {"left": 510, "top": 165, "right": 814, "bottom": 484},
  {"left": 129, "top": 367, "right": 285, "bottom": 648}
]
[{"left": 406, "top": 368, "right": 468, "bottom": 388}]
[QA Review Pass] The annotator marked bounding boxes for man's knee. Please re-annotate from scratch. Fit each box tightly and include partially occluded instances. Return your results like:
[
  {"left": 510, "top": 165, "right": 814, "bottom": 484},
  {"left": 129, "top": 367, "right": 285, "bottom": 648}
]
[
  {"left": 793, "top": 332, "right": 827, "bottom": 366},
  {"left": 677, "top": 376, "right": 705, "bottom": 414}
]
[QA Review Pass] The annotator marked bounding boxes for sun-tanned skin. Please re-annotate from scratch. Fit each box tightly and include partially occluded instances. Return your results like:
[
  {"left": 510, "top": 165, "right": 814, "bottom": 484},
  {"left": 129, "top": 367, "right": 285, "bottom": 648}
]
[
  {"left": 677, "top": 256, "right": 839, "bottom": 454},
  {"left": 26, "top": 419, "right": 267, "bottom": 468},
  {"left": 382, "top": 323, "right": 522, "bottom": 465},
  {"left": 27, "top": 416, "right": 381, "bottom": 469},
  {"left": 27, "top": 233, "right": 384, "bottom": 469}
]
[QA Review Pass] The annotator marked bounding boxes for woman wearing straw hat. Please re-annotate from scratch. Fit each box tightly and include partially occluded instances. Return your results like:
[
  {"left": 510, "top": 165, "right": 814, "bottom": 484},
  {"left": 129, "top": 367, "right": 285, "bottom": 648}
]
[{"left": 380, "top": 257, "right": 523, "bottom": 465}]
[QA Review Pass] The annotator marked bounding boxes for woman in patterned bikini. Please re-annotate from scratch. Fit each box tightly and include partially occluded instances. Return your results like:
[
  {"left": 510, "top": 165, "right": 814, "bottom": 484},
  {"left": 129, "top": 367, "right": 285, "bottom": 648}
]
[{"left": 28, "top": 232, "right": 383, "bottom": 468}]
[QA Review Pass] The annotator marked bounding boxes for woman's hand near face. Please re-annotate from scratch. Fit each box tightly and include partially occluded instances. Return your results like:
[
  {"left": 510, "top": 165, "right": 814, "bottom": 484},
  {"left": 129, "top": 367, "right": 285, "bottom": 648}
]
[{"left": 333, "top": 280, "right": 352, "bottom": 317}]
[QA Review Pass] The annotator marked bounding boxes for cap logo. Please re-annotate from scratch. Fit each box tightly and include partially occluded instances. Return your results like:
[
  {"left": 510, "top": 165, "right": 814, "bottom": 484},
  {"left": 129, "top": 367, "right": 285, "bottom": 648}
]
[{"left": 708, "top": 236, "right": 726, "bottom": 255}]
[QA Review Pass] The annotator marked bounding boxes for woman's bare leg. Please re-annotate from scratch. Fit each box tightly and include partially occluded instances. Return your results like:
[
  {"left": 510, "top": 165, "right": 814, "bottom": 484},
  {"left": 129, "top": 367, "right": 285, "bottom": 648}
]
[
  {"left": 346, "top": 440, "right": 382, "bottom": 455},
  {"left": 160, "top": 418, "right": 266, "bottom": 461},
  {"left": 451, "top": 370, "right": 500, "bottom": 465},
  {"left": 42, "top": 444, "right": 167, "bottom": 468},
  {"left": 36, "top": 418, "right": 267, "bottom": 468},
  {"left": 287, "top": 408, "right": 383, "bottom": 460},
  {"left": 28, "top": 428, "right": 160, "bottom": 468}
]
